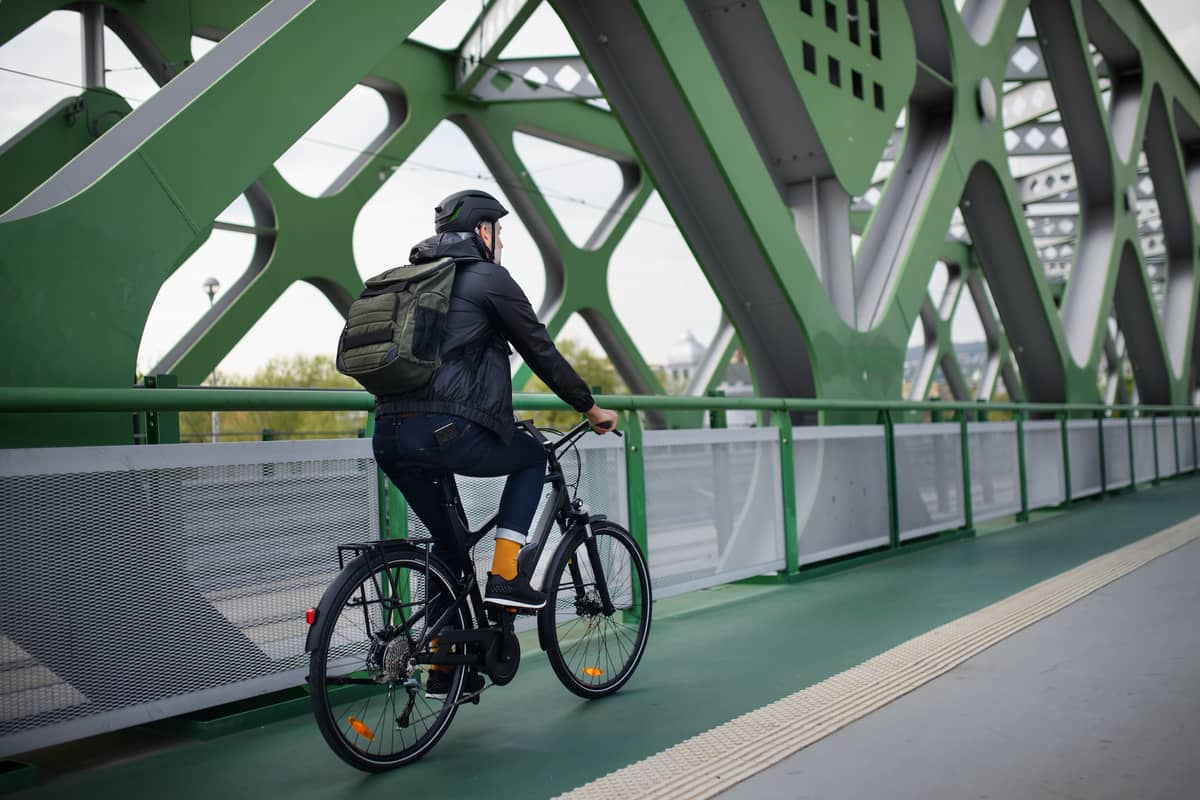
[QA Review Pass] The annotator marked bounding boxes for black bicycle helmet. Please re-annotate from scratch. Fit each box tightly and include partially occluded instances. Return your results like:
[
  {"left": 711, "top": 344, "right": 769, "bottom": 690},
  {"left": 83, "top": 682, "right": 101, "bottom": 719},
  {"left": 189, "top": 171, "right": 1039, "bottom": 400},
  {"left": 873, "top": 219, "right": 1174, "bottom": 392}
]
[{"left": 434, "top": 189, "right": 509, "bottom": 233}]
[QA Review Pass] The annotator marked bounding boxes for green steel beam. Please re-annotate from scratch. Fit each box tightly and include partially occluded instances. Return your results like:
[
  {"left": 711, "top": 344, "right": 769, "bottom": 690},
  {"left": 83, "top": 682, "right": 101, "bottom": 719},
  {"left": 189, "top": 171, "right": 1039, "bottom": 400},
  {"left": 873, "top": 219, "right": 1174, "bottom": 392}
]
[
  {"left": 4, "top": 386, "right": 1197, "bottom": 416},
  {"left": 1, "top": 0, "right": 1199, "bottom": 452},
  {"left": 0, "top": 90, "right": 132, "bottom": 214}
]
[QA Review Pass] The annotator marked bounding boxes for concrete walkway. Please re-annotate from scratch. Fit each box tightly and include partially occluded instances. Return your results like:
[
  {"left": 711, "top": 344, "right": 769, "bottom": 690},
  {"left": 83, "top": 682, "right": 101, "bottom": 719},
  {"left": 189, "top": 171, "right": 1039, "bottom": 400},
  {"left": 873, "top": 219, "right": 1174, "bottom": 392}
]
[{"left": 720, "top": 536, "right": 1200, "bottom": 800}]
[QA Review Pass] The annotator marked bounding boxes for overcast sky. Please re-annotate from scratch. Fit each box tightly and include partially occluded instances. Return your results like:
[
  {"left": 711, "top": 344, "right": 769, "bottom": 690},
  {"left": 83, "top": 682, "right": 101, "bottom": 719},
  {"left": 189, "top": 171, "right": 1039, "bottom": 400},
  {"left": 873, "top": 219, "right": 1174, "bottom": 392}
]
[{"left": 1, "top": 1, "right": 1197, "bottom": 379}]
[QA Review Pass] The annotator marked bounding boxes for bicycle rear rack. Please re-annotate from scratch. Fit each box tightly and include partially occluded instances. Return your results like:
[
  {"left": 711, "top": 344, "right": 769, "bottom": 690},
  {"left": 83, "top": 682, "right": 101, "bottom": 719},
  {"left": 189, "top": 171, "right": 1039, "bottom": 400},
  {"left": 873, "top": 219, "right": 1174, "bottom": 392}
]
[{"left": 334, "top": 538, "right": 436, "bottom": 570}]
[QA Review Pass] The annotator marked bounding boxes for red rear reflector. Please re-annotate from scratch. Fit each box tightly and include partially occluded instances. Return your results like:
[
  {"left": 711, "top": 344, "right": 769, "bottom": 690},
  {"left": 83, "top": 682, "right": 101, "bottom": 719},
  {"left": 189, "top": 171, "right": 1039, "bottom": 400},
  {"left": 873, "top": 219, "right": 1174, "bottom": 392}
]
[{"left": 305, "top": 608, "right": 317, "bottom": 625}]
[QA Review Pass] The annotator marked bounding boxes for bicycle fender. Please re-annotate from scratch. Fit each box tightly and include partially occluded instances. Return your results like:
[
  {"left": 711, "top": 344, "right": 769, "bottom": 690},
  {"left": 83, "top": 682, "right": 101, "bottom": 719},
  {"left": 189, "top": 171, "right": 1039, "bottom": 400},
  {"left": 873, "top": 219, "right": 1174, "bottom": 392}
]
[
  {"left": 303, "top": 540, "right": 426, "bottom": 653},
  {"left": 305, "top": 573, "right": 347, "bottom": 653}
]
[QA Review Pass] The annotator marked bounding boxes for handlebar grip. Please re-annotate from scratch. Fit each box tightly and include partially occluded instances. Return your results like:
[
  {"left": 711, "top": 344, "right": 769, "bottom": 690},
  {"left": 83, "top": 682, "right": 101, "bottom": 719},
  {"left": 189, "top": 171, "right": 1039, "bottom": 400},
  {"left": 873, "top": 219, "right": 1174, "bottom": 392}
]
[{"left": 594, "top": 420, "right": 623, "bottom": 437}]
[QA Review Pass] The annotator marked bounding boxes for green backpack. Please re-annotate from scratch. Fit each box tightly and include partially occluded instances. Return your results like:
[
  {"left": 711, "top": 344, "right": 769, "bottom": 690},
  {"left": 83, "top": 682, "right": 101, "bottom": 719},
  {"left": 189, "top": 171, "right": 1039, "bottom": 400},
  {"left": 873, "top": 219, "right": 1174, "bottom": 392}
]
[{"left": 336, "top": 257, "right": 460, "bottom": 395}]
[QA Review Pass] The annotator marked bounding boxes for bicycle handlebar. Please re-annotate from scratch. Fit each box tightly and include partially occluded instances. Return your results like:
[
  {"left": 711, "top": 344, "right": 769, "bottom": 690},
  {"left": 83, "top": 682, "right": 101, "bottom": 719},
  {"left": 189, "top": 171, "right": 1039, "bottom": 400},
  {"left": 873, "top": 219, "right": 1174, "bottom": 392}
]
[{"left": 549, "top": 417, "right": 622, "bottom": 454}]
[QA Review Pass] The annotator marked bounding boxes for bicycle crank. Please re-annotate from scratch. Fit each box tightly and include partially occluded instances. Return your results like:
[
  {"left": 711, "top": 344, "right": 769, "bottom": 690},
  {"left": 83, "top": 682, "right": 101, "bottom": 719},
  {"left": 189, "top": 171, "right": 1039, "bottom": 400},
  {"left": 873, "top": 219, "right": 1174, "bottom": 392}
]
[{"left": 482, "top": 626, "right": 521, "bottom": 685}]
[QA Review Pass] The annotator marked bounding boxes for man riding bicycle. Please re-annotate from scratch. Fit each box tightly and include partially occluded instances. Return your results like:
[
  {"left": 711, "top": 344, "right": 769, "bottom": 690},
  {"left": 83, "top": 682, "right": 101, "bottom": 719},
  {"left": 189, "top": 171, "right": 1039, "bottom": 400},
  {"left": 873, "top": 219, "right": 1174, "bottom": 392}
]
[{"left": 371, "top": 189, "right": 619, "bottom": 617}]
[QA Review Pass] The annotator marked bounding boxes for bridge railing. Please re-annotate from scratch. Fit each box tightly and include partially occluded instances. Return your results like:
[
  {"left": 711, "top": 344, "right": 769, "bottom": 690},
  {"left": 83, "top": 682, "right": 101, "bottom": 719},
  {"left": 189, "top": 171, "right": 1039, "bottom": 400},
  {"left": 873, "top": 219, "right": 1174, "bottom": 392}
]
[{"left": 0, "top": 387, "right": 1197, "bottom": 758}]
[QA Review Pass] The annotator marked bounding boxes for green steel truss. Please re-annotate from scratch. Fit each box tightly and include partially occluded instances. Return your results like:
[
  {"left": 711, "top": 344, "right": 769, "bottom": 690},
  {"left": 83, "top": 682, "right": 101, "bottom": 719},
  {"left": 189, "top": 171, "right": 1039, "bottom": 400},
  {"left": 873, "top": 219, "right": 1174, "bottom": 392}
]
[{"left": 1, "top": 0, "right": 1198, "bottom": 447}]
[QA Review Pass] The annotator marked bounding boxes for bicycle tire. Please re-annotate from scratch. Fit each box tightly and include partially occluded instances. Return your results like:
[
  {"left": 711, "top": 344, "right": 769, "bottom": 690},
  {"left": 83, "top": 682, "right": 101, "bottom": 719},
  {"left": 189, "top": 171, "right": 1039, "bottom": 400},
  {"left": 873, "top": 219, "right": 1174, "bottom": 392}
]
[
  {"left": 538, "top": 521, "right": 652, "bottom": 699},
  {"left": 308, "top": 548, "right": 467, "bottom": 771}
]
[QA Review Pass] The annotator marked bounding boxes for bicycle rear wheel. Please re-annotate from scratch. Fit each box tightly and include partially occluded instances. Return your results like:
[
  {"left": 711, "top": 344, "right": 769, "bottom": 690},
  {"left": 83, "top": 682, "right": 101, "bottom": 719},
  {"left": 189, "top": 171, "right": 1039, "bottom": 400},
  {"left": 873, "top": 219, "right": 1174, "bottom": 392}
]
[
  {"left": 538, "top": 521, "right": 652, "bottom": 698},
  {"left": 308, "top": 548, "right": 467, "bottom": 771}
]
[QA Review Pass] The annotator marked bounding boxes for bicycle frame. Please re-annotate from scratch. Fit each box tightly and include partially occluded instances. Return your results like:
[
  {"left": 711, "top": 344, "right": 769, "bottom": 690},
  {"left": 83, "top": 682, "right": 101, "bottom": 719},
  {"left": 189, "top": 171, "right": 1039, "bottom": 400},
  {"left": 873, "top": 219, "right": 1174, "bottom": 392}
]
[{"left": 411, "top": 418, "right": 618, "bottom": 669}]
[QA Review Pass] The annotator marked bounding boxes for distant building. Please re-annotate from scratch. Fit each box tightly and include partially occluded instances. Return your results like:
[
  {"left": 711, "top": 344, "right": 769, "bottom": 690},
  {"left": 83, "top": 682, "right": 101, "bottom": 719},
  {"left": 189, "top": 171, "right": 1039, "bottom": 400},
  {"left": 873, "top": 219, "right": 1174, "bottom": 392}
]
[
  {"left": 665, "top": 331, "right": 705, "bottom": 384},
  {"left": 657, "top": 332, "right": 761, "bottom": 426},
  {"left": 714, "top": 356, "right": 758, "bottom": 427}
]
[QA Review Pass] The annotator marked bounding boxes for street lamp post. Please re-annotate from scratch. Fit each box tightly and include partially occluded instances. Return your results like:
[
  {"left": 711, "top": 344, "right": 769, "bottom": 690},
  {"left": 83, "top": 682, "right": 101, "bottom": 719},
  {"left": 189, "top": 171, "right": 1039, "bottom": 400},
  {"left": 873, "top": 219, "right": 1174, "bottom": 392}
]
[{"left": 203, "top": 278, "right": 220, "bottom": 444}]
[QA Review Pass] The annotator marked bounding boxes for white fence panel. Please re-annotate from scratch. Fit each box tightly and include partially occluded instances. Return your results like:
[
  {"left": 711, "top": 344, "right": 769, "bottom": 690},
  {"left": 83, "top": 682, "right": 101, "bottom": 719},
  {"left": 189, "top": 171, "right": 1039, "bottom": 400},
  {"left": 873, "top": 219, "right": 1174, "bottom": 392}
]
[
  {"left": 1102, "top": 419, "right": 1131, "bottom": 490},
  {"left": 1194, "top": 417, "right": 1199, "bottom": 471},
  {"left": 1180, "top": 417, "right": 1197, "bottom": 472},
  {"left": 966, "top": 422, "right": 1021, "bottom": 522},
  {"left": 895, "top": 423, "right": 965, "bottom": 540},
  {"left": 1132, "top": 420, "right": 1155, "bottom": 483},
  {"left": 643, "top": 428, "right": 784, "bottom": 598},
  {"left": 792, "top": 425, "right": 890, "bottom": 564},
  {"left": 1024, "top": 420, "right": 1066, "bottom": 510},
  {"left": 1067, "top": 420, "right": 1103, "bottom": 499},
  {"left": 1155, "top": 418, "right": 1177, "bottom": 478}
]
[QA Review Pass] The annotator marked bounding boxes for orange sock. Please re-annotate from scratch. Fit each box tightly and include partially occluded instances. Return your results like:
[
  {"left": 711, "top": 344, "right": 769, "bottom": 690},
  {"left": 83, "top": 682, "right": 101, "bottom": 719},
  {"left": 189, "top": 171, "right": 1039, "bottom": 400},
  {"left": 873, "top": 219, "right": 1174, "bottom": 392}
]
[{"left": 491, "top": 538, "right": 521, "bottom": 581}]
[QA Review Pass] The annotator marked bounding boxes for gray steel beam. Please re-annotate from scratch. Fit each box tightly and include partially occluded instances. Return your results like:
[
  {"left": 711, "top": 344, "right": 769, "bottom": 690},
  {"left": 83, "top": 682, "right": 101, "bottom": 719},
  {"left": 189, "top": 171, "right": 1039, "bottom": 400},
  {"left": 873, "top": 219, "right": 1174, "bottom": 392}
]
[
  {"left": 456, "top": 0, "right": 541, "bottom": 96},
  {"left": 1113, "top": 245, "right": 1171, "bottom": 403},
  {"left": 1031, "top": 0, "right": 1119, "bottom": 368},
  {"left": 910, "top": 299, "right": 939, "bottom": 400},
  {"left": 81, "top": 3, "right": 105, "bottom": 89},
  {"left": 1104, "top": 328, "right": 1130, "bottom": 405},
  {"left": 1143, "top": 89, "right": 1197, "bottom": 378},
  {"left": 790, "top": 179, "right": 855, "bottom": 326},
  {"left": 686, "top": 316, "right": 736, "bottom": 397},
  {"left": 1006, "top": 38, "right": 1048, "bottom": 81},
  {"left": 552, "top": 0, "right": 819, "bottom": 403},
  {"left": 961, "top": 162, "right": 1066, "bottom": 401},
  {"left": 1002, "top": 81, "right": 1059, "bottom": 129},
  {"left": 470, "top": 57, "right": 601, "bottom": 101}
]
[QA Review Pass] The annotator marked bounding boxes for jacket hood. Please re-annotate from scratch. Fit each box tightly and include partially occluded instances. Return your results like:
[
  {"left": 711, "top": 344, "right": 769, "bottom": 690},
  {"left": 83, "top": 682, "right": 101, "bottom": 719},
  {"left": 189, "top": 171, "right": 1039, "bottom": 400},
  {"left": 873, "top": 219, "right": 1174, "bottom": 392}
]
[{"left": 409, "top": 232, "right": 490, "bottom": 264}]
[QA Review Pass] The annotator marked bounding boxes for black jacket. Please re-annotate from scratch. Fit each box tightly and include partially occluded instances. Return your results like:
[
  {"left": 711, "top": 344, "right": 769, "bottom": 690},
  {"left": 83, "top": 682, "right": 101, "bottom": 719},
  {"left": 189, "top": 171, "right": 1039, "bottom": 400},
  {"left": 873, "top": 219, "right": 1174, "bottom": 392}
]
[{"left": 375, "top": 232, "right": 594, "bottom": 443}]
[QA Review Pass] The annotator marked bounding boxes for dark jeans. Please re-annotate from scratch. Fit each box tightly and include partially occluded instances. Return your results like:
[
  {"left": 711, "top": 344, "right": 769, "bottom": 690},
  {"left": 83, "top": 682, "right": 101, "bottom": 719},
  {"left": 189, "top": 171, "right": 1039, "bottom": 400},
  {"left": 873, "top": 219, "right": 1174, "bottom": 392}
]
[{"left": 372, "top": 414, "right": 547, "bottom": 573}]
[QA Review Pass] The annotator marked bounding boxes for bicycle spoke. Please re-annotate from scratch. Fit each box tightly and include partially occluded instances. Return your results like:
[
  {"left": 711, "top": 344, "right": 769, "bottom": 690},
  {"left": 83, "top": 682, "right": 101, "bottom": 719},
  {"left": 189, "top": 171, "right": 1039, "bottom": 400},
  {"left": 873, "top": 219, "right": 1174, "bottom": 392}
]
[
  {"left": 542, "top": 525, "right": 650, "bottom": 697},
  {"left": 312, "top": 552, "right": 468, "bottom": 768}
]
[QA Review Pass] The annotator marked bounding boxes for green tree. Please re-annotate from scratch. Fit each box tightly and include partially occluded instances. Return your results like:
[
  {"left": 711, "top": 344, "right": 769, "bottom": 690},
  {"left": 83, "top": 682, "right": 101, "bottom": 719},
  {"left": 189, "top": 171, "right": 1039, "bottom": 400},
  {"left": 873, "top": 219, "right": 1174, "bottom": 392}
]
[
  {"left": 185, "top": 342, "right": 627, "bottom": 441},
  {"left": 182, "top": 354, "right": 367, "bottom": 441},
  {"left": 521, "top": 338, "right": 625, "bottom": 430}
]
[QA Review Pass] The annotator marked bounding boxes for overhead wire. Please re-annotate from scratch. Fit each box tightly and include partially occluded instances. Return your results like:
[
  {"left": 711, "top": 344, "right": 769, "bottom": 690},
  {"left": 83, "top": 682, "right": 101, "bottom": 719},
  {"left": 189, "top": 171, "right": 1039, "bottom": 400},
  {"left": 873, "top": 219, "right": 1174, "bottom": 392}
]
[{"left": 0, "top": 61, "right": 676, "bottom": 230}]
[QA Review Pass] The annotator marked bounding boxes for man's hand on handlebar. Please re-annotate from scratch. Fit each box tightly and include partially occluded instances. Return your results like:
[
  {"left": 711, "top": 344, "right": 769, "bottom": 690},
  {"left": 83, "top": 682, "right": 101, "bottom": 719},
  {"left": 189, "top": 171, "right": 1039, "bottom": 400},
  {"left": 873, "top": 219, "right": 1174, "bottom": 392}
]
[{"left": 585, "top": 404, "right": 619, "bottom": 435}]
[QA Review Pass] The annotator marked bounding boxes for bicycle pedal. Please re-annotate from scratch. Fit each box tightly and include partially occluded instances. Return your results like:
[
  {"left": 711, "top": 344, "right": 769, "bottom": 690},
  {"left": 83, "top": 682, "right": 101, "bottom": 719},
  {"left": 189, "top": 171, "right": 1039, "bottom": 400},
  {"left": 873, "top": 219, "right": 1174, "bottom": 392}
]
[{"left": 459, "top": 682, "right": 489, "bottom": 706}]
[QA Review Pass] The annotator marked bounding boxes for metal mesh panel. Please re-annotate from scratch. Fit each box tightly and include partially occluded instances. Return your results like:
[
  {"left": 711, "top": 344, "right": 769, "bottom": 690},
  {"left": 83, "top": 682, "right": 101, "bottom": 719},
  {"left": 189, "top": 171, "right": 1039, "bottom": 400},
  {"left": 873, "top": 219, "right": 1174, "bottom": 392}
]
[
  {"left": 1155, "top": 418, "right": 1177, "bottom": 477},
  {"left": 966, "top": 422, "right": 1021, "bottom": 522},
  {"left": 894, "top": 423, "right": 964, "bottom": 540},
  {"left": 643, "top": 429, "right": 784, "bottom": 598},
  {"left": 0, "top": 439, "right": 378, "bottom": 758},
  {"left": 1067, "top": 420, "right": 1102, "bottom": 499},
  {"left": 1132, "top": 420, "right": 1156, "bottom": 483},
  {"left": 1102, "top": 419, "right": 1132, "bottom": 490},
  {"left": 1180, "top": 417, "right": 1197, "bottom": 472},
  {"left": 1024, "top": 421, "right": 1066, "bottom": 510},
  {"left": 793, "top": 426, "right": 890, "bottom": 564}
]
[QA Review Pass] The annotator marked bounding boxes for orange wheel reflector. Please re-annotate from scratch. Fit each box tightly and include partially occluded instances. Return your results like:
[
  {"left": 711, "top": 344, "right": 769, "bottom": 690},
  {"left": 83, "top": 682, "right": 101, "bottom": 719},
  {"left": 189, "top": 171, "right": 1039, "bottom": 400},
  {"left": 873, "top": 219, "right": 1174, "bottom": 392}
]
[
  {"left": 347, "top": 716, "right": 376, "bottom": 740},
  {"left": 582, "top": 666, "right": 605, "bottom": 677},
  {"left": 305, "top": 607, "right": 316, "bottom": 625}
]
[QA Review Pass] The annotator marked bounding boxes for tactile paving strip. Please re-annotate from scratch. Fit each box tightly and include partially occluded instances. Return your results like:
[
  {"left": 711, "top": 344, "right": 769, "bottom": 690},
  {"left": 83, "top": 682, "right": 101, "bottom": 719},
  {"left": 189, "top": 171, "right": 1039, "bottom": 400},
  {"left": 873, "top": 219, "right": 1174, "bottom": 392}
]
[{"left": 557, "top": 515, "right": 1200, "bottom": 800}]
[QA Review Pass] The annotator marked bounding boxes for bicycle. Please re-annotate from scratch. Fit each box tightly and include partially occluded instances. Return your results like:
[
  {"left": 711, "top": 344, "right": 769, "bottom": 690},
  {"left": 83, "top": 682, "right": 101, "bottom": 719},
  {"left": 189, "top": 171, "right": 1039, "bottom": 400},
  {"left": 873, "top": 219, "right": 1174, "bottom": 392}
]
[{"left": 304, "top": 417, "right": 653, "bottom": 771}]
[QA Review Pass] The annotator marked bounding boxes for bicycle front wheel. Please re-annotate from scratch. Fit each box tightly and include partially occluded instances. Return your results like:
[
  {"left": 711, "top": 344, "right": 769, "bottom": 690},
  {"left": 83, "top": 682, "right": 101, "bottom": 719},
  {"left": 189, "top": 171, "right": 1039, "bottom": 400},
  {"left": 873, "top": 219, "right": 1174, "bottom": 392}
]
[
  {"left": 538, "top": 521, "right": 652, "bottom": 698},
  {"left": 308, "top": 548, "right": 466, "bottom": 771}
]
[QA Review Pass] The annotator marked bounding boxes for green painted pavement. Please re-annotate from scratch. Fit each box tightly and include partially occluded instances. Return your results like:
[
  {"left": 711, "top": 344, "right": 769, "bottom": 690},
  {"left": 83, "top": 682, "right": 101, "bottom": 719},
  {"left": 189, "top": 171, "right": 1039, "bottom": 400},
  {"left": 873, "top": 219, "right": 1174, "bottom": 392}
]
[{"left": 16, "top": 475, "right": 1200, "bottom": 800}]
